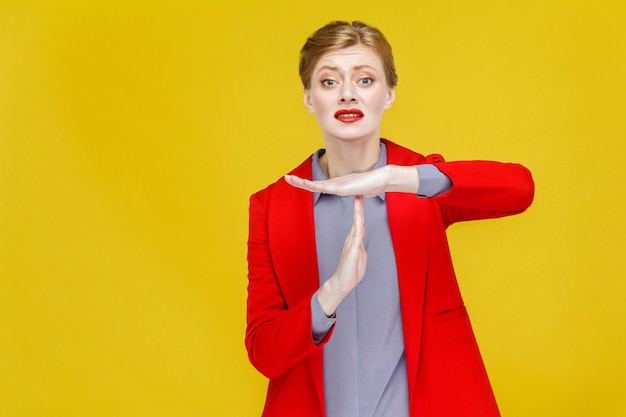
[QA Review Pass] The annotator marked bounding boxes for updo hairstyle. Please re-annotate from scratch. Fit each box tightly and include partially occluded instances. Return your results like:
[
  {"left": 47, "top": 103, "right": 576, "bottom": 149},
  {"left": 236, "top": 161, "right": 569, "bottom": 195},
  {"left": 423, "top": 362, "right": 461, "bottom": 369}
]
[{"left": 298, "top": 21, "right": 398, "bottom": 89}]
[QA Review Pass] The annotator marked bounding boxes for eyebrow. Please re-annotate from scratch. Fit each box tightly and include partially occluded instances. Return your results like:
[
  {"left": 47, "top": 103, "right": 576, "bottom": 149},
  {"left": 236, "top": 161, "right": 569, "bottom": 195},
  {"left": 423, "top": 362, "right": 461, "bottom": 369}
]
[{"left": 317, "top": 64, "right": 377, "bottom": 73}]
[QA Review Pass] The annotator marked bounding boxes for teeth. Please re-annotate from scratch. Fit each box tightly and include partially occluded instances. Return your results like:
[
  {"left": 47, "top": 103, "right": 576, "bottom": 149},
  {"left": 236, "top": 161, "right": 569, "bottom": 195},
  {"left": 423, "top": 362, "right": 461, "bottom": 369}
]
[{"left": 337, "top": 113, "right": 362, "bottom": 118}]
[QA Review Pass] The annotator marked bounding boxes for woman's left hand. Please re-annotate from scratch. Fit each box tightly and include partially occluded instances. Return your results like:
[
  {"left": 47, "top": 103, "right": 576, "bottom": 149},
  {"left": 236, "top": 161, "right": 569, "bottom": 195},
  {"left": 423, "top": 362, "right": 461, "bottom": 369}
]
[{"left": 284, "top": 165, "right": 419, "bottom": 197}]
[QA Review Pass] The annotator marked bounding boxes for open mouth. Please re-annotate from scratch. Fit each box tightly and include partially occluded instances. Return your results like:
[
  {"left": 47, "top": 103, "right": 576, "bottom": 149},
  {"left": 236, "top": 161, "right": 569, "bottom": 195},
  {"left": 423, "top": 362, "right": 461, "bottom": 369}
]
[{"left": 335, "top": 109, "right": 364, "bottom": 122}]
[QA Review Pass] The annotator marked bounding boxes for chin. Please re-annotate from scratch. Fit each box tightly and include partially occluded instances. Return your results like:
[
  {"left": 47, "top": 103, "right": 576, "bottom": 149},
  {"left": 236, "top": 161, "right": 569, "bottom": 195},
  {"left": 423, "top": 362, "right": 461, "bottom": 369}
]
[{"left": 331, "top": 129, "right": 379, "bottom": 142}]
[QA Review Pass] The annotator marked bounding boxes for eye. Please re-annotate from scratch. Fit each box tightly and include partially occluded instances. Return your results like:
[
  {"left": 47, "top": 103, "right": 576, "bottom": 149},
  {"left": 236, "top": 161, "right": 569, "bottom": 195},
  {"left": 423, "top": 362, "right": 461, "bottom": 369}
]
[
  {"left": 321, "top": 79, "right": 337, "bottom": 87},
  {"left": 358, "top": 77, "right": 373, "bottom": 85}
]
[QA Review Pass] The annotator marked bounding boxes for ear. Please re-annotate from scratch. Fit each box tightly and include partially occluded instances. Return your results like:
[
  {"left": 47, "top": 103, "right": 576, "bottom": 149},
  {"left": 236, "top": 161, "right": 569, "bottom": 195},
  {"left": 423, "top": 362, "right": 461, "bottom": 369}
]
[
  {"left": 384, "top": 87, "right": 396, "bottom": 110},
  {"left": 303, "top": 88, "right": 315, "bottom": 114}
]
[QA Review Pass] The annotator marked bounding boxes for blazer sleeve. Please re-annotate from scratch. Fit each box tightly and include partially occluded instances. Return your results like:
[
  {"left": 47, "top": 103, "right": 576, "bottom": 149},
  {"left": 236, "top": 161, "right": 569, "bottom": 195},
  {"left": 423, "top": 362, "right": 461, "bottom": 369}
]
[
  {"left": 425, "top": 156, "right": 535, "bottom": 227},
  {"left": 245, "top": 189, "right": 330, "bottom": 379}
]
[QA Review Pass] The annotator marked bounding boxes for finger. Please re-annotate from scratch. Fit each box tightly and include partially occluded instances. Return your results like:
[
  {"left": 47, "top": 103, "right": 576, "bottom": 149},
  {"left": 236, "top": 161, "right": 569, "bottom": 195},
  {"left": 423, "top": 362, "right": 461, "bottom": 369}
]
[
  {"left": 354, "top": 195, "right": 364, "bottom": 219},
  {"left": 352, "top": 195, "right": 365, "bottom": 240},
  {"left": 285, "top": 175, "right": 328, "bottom": 193},
  {"left": 342, "top": 196, "right": 363, "bottom": 250},
  {"left": 285, "top": 175, "right": 316, "bottom": 191},
  {"left": 284, "top": 174, "right": 309, "bottom": 190}
]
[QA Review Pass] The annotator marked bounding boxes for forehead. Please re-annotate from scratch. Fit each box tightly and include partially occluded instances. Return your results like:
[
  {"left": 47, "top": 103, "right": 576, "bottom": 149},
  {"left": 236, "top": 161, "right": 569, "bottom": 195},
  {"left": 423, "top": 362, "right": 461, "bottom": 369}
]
[{"left": 314, "top": 45, "right": 384, "bottom": 72}]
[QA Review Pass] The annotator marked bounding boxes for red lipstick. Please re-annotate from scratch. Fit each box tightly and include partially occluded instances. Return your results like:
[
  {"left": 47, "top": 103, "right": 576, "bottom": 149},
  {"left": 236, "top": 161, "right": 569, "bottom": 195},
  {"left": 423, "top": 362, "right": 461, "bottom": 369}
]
[{"left": 334, "top": 109, "right": 364, "bottom": 123}]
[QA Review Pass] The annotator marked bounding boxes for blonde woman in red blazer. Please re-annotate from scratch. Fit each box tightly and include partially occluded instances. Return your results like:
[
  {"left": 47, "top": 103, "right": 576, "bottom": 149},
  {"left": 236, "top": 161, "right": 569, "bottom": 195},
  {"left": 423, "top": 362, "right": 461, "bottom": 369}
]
[{"left": 246, "top": 21, "right": 534, "bottom": 417}]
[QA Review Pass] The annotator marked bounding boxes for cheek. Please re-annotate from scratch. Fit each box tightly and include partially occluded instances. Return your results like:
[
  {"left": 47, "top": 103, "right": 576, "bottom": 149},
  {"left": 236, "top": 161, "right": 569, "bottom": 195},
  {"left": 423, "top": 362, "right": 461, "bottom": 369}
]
[
  {"left": 368, "top": 89, "right": 389, "bottom": 110},
  {"left": 311, "top": 93, "right": 332, "bottom": 112}
]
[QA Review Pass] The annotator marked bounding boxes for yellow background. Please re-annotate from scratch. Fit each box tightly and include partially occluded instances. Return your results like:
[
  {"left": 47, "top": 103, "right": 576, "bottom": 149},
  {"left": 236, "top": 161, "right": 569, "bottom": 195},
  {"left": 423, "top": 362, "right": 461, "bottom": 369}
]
[{"left": 1, "top": 0, "right": 625, "bottom": 416}]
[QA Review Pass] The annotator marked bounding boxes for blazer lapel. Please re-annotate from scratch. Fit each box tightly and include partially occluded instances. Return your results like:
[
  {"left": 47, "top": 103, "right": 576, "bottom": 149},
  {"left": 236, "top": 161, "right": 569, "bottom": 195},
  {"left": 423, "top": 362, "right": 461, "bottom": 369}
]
[
  {"left": 385, "top": 140, "right": 430, "bottom": 406},
  {"left": 267, "top": 158, "right": 326, "bottom": 415},
  {"left": 268, "top": 162, "right": 319, "bottom": 305}
]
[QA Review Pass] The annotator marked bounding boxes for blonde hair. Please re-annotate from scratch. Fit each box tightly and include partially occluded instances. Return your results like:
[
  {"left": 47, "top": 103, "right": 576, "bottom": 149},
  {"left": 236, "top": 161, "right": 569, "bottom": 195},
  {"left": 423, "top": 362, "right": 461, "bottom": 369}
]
[{"left": 299, "top": 21, "right": 398, "bottom": 89}]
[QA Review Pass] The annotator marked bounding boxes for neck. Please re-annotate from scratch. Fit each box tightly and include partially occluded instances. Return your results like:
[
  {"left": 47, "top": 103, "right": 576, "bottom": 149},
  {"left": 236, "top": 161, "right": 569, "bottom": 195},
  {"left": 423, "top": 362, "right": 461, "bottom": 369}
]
[{"left": 320, "top": 136, "right": 381, "bottom": 178}]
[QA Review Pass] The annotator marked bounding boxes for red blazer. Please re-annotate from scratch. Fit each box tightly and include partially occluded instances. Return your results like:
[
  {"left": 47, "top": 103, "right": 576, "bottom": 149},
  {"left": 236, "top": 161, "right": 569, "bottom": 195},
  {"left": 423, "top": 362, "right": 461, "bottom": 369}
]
[{"left": 246, "top": 139, "right": 534, "bottom": 417}]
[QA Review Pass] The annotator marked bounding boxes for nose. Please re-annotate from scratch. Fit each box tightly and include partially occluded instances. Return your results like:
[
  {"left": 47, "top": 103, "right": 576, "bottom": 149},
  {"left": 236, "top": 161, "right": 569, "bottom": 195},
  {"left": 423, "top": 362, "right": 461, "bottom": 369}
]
[{"left": 339, "top": 83, "right": 357, "bottom": 103}]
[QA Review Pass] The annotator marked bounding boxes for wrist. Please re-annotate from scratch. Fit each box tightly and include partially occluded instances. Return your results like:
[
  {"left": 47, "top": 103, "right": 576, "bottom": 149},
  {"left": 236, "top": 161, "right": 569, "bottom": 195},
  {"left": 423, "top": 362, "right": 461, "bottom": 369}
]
[
  {"left": 386, "top": 165, "right": 419, "bottom": 194},
  {"left": 317, "top": 276, "right": 349, "bottom": 317}
]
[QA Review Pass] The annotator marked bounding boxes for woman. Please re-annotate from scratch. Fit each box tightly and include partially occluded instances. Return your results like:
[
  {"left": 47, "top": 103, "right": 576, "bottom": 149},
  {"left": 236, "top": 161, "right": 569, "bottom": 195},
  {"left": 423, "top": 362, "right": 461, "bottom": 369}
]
[{"left": 246, "top": 21, "right": 534, "bottom": 417}]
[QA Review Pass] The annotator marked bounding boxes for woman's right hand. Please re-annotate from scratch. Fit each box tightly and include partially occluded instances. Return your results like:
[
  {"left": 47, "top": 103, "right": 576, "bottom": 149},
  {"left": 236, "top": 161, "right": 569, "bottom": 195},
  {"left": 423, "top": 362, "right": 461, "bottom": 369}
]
[
  {"left": 284, "top": 164, "right": 419, "bottom": 197},
  {"left": 316, "top": 195, "right": 368, "bottom": 317}
]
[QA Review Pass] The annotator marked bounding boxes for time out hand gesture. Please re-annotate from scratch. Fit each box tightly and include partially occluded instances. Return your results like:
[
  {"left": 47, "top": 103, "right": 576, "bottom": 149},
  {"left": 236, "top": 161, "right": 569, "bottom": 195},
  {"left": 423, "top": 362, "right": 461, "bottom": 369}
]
[
  {"left": 317, "top": 195, "right": 368, "bottom": 317},
  {"left": 285, "top": 165, "right": 419, "bottom": 197}
]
